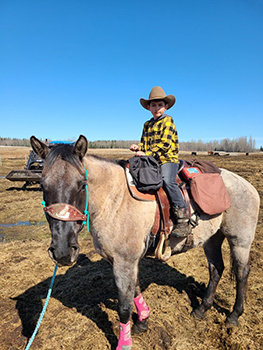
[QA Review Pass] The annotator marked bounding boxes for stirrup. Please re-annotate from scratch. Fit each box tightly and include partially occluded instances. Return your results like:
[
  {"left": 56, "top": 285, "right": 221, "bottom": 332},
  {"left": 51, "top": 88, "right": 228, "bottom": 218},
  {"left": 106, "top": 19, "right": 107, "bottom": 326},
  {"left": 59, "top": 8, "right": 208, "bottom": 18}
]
[{"left": 155, "top": 232, "right": 172, "bottom": 261}]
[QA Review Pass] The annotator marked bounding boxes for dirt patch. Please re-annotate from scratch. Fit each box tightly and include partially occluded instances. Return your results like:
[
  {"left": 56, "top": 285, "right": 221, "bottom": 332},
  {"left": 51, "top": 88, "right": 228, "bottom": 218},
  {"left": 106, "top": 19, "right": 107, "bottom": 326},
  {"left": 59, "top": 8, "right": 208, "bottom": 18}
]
[{"left": 0, "top": 147, "right": 263, "bottom": 349}]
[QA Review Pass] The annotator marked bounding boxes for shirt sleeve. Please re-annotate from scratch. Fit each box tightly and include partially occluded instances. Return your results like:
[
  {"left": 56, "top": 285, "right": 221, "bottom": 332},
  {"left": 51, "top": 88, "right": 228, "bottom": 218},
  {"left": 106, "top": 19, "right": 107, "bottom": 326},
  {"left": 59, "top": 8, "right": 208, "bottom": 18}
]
[{"left": 138, "top": 122, "right": 148, "bottom": 152}]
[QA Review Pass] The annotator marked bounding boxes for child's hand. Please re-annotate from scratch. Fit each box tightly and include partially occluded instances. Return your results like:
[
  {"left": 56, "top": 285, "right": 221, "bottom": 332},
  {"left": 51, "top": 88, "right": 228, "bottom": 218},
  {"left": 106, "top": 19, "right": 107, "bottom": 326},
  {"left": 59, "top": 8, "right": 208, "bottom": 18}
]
[
  {"left": 135, "top": 151, "right": 146, "bottom": 156},
  {"left": 130, "top": 144, "right": 139, "bottom": 151}
]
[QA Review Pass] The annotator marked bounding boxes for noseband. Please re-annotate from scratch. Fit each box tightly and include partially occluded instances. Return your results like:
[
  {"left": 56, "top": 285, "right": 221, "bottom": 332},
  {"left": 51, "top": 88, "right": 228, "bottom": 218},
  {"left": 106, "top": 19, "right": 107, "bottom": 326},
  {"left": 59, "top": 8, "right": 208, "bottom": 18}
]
[
  {"left": 43, "top": 203, "right": 87, "bottom": 221},
  {"left": 41, "top": 166, "right": 89, "bottom": 229}
]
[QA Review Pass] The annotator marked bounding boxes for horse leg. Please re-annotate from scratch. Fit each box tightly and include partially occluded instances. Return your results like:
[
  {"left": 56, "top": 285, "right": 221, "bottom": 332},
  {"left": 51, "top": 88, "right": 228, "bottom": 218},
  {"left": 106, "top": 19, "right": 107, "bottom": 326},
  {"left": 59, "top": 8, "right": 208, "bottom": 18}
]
[
  {"left": 226, "top": 244, "right": 250, "bottom": 327},
  {"left": 113, "top": 258, "right": 138, "bottom": 350},
  {"left": 192, "top": 230, "right": 225, "bottom": 320},
  {"left": 132, "top": 279, "right": 150, "bottom": 334}
]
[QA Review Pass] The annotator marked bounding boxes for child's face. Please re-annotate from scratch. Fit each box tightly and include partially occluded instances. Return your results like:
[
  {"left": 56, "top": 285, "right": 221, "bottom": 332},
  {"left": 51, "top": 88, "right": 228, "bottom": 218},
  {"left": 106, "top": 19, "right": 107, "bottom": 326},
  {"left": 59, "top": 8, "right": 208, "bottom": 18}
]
[{"left": 147, "top": 100, "right": 168, "bottom": 119}]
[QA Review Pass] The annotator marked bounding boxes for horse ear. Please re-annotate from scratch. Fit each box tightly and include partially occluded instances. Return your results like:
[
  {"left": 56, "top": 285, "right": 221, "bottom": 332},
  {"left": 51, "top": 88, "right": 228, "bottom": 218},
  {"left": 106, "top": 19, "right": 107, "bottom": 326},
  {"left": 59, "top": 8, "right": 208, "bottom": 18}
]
[
  {"left": 74, "top": 135, "right": 88, "bottom": 160},
  {"left": 30, "top": 136, "right": 49, "bottom": 160}
]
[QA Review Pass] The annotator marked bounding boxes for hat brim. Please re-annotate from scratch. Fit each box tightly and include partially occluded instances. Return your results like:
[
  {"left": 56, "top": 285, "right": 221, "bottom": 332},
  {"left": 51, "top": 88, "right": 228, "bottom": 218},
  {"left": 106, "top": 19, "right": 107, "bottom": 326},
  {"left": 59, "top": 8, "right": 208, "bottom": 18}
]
[{"left": 140, "top": 95, "right": 176, "bottom": 110}]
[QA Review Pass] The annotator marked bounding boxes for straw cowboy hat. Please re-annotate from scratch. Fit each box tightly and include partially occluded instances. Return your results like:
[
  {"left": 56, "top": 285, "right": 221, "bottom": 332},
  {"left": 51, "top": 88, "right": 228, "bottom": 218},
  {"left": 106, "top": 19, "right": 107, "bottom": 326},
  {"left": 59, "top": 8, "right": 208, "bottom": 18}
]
[{"left": 140, "top": 86, "right": 176, "bottom": 110}]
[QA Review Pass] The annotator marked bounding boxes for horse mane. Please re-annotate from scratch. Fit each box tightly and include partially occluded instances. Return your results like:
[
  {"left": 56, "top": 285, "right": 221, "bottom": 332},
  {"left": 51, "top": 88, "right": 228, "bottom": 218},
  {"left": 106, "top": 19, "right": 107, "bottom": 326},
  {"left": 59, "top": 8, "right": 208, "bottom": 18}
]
[
  {"left": 46, "top": 144, "right": 82, "bottom": 170},
  {"left": 46, "top": 145, "right": 129, "bottom": 173},
  {"left": 86, "top": 154, "right": 128, "bottom": 169}
]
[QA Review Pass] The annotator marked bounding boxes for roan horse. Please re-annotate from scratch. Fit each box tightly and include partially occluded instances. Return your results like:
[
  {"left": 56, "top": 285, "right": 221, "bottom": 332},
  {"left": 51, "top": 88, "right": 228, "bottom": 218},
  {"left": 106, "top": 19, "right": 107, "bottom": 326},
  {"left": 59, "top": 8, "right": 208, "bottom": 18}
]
[{"left": 30, "top": 135, "right": 260, "bottom": 350}]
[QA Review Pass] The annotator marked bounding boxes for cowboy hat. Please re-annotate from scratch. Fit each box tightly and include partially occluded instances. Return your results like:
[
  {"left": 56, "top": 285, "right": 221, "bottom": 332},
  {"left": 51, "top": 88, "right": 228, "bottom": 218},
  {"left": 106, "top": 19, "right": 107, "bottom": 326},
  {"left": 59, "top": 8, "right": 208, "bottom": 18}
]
[{"left": 140, "top": 86, "right": 176, "bottom": 110}]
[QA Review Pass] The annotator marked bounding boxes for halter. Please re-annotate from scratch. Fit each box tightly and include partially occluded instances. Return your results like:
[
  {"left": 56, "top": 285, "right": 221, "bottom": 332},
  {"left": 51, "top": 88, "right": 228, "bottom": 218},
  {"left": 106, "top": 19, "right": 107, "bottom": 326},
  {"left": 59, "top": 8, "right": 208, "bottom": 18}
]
[{"left": 41, "top": 166, "right": 89, "bottom": 231}]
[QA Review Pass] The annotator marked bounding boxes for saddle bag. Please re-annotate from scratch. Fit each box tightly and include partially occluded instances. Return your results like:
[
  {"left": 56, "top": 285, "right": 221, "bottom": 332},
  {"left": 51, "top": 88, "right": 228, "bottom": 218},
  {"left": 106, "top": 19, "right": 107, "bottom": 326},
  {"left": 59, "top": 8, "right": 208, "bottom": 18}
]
[
  {"left": 190, "top": 173, "right": 230, "bottom": 215},
  {"left": 128, "top": 156, "right": 163, "bottom": 193}
]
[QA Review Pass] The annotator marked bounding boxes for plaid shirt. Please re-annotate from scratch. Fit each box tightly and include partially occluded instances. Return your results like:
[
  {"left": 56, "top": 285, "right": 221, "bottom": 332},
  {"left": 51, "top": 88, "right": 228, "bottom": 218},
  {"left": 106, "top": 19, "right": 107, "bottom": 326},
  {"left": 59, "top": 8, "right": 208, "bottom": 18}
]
[{"left": 138, "top": 114, "right": 179, "bottom": 165}]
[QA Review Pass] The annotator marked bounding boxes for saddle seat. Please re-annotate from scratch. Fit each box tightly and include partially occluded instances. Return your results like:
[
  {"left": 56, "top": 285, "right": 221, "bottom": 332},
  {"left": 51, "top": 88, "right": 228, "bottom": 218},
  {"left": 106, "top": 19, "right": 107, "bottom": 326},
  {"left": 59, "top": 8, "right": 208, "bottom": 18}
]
[{"left": 125, "top": 161, "right": 194, "bottom": 262}]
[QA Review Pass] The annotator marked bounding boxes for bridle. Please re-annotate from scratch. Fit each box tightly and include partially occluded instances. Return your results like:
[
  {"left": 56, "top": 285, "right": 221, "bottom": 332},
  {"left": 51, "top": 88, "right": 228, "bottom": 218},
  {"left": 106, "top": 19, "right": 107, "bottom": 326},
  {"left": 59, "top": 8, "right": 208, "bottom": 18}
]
[{"left": 41, "top": 166, "right": 89, "bottom": 231}]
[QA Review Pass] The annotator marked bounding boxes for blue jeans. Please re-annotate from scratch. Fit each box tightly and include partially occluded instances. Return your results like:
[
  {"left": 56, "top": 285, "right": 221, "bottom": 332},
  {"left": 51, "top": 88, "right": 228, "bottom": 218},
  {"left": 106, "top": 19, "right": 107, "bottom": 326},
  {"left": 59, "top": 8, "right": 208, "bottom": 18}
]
[{"left": 161, "top": 162, "right": 187, "bottom": 209}]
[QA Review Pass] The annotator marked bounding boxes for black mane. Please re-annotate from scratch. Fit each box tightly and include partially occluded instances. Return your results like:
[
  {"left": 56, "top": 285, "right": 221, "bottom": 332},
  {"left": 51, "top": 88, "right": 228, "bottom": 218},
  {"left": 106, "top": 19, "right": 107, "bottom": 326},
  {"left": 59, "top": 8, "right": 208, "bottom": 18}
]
[
  {"left": 46, "top": 144, "right": 82, "bottom": 170},
  {"left": 46, "top": 145, "right": 128, "bottom": 172}
]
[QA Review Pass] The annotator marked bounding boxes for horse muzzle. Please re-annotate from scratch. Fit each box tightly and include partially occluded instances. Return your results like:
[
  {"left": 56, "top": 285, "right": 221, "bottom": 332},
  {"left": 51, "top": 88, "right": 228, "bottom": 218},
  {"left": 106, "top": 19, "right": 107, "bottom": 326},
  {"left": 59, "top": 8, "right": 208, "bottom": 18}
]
[
  {"left": 44, "top": 203, "right": 85, "bottom": 266},
  {"left": 44, "top": 203, "right": 87, "bottom": 266},
  {"left": 48, "top": 242, "right": 80, "bottom": 267}
]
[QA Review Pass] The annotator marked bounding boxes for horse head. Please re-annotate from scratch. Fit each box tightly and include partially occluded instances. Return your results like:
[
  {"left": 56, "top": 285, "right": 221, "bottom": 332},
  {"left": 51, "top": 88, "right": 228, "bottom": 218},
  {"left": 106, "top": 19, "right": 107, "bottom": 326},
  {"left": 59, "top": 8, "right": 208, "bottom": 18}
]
[{"left": 30, "top": 135, "right": 88, "bottom": 266}]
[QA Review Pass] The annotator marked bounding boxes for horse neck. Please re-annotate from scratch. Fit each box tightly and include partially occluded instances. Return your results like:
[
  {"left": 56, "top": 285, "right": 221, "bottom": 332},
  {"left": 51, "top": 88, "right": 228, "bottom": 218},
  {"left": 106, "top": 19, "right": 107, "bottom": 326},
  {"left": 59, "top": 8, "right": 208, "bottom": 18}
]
[{"left": 84, "top": 155, "right": 126, "bottom": 213}]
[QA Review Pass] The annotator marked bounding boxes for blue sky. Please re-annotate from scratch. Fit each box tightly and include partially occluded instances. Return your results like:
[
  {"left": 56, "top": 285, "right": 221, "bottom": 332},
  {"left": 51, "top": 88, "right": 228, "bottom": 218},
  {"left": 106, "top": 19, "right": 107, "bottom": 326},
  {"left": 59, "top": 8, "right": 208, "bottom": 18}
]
[{"left": 1, "top": 0, "right": 263, "bottom": 148}]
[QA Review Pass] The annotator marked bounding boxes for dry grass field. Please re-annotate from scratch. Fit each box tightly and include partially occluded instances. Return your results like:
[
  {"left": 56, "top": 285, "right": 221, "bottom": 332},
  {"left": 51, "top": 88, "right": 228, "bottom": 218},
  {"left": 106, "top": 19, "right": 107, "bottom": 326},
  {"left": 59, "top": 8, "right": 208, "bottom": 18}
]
[{"left": 0, "top": 146, "right": 262, "bottom": 350}]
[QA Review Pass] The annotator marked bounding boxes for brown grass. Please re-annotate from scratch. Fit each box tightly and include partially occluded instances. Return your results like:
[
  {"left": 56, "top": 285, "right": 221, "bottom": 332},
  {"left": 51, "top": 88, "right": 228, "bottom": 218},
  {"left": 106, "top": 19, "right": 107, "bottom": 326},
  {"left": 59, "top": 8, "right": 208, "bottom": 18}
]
[{"left": 0, "top": 147, "right": 263, "bottom": 349}]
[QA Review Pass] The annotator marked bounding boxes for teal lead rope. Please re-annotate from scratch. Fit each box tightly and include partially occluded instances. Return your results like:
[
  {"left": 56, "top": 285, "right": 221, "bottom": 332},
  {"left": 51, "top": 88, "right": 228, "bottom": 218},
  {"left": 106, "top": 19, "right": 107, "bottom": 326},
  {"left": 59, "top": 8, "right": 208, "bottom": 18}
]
[
  {"left": 26, "top": 165, "right": 89, "bottom": 349},
  {"left": 83, "top": 166, "right": 89, "bottom": 232},
  {"left": 25, "top": 264, "right": 57, "bottom": 350}
]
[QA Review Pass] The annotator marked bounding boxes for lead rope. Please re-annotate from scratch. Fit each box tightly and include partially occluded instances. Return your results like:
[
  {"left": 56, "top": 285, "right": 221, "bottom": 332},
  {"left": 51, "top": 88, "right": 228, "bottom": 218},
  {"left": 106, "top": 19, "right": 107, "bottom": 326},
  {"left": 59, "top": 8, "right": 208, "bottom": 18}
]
[
  {"left": 25, "top": 264, "right": 57, "bottom": 350},
  {"left": 83, "top": 166, "right": 89, "bottom": 232},
  {"left": 25, "top": 198, "right": 56, "bottom": 350},
  {"left": 26, "top": 165, "right": 89, "bottom": 349}
]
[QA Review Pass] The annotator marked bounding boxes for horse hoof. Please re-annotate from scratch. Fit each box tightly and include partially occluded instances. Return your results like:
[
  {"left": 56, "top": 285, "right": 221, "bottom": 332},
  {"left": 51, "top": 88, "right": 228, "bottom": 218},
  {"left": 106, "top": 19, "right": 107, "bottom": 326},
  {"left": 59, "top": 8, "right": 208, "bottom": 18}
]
[
  {"left": 191, "top": 307, "right": 205, "bottom": 320},
  {"left": 116, "top": 344, "right": 132, "bottom": 350},
  {"left": 132, "top": 319, "right": 148, "bottom": 334},
  {"left": 226, "top": 314, "right": 239, "bottom": 328}
]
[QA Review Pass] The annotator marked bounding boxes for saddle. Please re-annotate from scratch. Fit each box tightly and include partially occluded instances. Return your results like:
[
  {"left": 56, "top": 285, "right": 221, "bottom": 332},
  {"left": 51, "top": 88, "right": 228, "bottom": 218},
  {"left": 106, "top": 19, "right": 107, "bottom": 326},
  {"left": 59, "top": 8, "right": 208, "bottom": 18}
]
[
  {"left": 125, "top": 160, "right": 196, "bottom": 262},
  {"left": 125, "top": 159, "right": 230, "bottom": 262}
]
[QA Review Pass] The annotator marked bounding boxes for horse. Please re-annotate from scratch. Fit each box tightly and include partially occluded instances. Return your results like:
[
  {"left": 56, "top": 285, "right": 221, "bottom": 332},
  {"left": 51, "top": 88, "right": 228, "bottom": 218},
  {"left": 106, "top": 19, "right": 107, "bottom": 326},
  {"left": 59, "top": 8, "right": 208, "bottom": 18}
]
[{"left": 30, "top": 135, "right": 260, "bottom": 350}]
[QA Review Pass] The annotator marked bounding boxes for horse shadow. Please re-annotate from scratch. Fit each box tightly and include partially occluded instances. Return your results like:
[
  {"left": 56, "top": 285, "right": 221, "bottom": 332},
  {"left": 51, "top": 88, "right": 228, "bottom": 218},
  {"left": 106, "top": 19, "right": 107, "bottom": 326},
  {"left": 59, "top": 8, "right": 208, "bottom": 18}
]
[
  {"left": 13, "top": 253, "right": 229, "bottom": 349},
  {"left": 6, "top": 185, "right": 41, "bottom": 192}
]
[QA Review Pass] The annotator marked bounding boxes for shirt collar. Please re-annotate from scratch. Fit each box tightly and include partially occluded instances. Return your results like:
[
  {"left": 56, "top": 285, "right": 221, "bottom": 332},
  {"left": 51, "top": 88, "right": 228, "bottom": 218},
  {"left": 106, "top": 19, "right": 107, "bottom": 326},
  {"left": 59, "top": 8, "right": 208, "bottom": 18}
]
[{"left": 150, "top": 113, "right": 167, "bottom": 122}]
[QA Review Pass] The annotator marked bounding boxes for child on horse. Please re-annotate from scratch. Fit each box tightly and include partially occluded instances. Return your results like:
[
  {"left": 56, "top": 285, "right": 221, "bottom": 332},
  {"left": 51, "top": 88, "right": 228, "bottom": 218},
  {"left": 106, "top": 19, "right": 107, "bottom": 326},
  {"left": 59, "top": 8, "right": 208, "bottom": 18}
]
[{"left": 130, "top": 86, "right": 192, "bottom": 237}]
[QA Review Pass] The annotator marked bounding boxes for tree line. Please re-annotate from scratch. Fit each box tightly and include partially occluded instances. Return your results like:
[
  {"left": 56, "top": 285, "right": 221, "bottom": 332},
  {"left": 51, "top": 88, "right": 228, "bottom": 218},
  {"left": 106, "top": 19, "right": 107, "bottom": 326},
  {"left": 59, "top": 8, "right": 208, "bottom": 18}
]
[
  {"left": 180, "top": 136, "right": 259, "bottom": 153},
  {"left": 0, "top": 136, "right": 262, "bottom": 152},
  {"left": 0, "top": 137, "right": 31, "bottom": 147}
]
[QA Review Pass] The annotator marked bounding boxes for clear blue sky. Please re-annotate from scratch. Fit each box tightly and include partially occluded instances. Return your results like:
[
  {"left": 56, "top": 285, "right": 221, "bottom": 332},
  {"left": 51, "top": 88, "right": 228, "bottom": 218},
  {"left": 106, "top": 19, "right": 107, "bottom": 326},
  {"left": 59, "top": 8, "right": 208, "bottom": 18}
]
[{"left": 1, "top": 0, "right": 263, "bottom": 148}]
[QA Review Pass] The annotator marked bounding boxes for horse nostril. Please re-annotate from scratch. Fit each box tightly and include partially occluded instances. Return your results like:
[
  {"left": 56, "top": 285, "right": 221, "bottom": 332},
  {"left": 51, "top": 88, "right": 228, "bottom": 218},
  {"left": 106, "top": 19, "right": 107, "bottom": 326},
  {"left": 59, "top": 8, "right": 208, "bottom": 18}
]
[
  {"left": 48, "top": 246, "right": 55, "bottom": 256},
  {"left": 70, "top": 244, "right": 80, "bottom": 263},
  {"left": 71, "top": 245, "right": 79, "bottom": 256},
  {"left": 48, "top": 246, "right": 57, "bottom": 262}
]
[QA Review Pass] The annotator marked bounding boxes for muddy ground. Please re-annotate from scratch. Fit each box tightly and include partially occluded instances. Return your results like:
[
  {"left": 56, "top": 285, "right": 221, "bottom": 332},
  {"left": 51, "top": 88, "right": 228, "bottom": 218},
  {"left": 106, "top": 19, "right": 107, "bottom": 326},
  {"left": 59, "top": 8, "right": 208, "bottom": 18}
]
[{"left": 0, "top": 147, "right": 262, "bottom": 350}]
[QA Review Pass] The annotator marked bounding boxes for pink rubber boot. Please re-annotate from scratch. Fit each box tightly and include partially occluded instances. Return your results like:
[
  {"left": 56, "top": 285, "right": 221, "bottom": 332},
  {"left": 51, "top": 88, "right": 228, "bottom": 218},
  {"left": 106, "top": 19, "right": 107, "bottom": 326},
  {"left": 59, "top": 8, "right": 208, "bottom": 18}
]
[
  {"left": 134, "top": 293, "right": 150, "bottom": 321},
  {"left": 116, "top": 321, "right": 132, "bottom": 350}
]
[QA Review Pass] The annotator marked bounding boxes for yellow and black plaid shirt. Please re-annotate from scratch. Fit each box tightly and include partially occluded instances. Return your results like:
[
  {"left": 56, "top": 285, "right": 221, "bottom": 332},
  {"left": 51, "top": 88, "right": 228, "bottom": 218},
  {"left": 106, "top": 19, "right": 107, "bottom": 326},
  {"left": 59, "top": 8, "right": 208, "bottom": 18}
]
[{"left": 138, "top": 114, "right": 179, "bottom": 165}]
